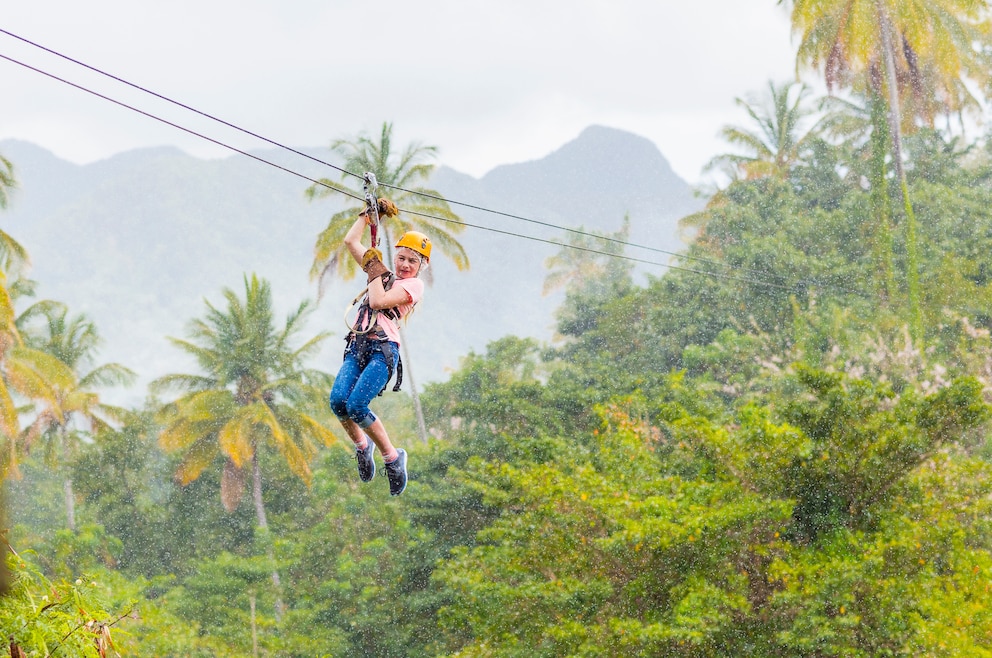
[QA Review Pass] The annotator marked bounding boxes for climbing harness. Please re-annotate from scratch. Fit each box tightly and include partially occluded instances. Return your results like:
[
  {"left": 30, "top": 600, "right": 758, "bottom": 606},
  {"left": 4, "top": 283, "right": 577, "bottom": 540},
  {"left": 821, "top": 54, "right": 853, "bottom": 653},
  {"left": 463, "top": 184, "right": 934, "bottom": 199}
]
[
  {"left": 343, "top": 274, "right": 400, "bottom": 336},
  {"left": 344, "top": 331, "right": 403, "bottom": 396},
  {"left": 343, "top": 277, "right": 405, "bottom": 395}
]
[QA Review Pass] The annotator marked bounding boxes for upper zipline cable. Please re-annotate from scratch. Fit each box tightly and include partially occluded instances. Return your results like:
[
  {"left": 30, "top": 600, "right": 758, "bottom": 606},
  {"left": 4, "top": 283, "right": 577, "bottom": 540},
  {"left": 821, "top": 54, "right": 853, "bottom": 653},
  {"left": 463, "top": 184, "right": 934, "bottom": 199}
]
[
  {"left": 0, "top": 27, "right": 359, "bottom": 184},
  {"left": 0, "top": 28, "right": 790, "bottom": 284},
  {"left": 0, "top": 33, "right": 866, "bottom": 297},
  {"left": 0, "top": 52, "right": 364, "bottom": 204}
]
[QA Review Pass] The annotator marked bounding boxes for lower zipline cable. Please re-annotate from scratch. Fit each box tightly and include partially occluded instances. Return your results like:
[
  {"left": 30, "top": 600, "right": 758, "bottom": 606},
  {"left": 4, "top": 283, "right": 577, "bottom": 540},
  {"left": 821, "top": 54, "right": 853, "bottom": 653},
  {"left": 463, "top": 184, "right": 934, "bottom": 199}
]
[{"left": 0, "top": 27, "right": 809, "bottom": 286}]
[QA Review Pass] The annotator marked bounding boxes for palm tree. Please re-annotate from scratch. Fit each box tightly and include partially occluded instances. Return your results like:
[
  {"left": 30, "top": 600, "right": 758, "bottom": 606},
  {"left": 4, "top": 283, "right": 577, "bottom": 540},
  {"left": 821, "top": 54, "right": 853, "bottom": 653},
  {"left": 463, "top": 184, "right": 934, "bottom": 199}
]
[
  {"left": 0, "top": 154, "right": 26, "bottom": 596},
  {"left": 0, "top": 269, "right": 21, "bottom": 459},
  {"left": 16, "top": 302, "right": 134, "bottom": 530},
  {"left": 0, "top": 280, "right": 79, "bottom": 483},
  {"left": 308, "top": 122, "right": 469, "bottom": 287},
  {"left": 0, "top": 153, "right": 29, "bottom": 302},
  {"left": 0, "top": 156, "right": 29, "bottom": 480},
  {"left": 152, "top": 275, "right": 335, "bottom": 618},
  {"left": 705, "top": 80, "right": 823, "bottom": 181},
  {"left": 307, "top": 122, "right": 470, "bottom": 444},
  {"left": 781, "top": 0, "right": 992, "bottom": 341},
  {"left": 786, "top": 0, "right": 992, "bottom": 128},
  {"left": 153, "top": 274, "right": 334, "bottom": 515}
]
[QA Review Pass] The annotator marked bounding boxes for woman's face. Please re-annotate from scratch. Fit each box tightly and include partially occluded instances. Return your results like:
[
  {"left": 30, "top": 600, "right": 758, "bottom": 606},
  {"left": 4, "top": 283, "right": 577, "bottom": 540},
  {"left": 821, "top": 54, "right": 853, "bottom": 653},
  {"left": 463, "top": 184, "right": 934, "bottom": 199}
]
[{"left": 394, "top": 247, "right": 423, "bottom": 279}]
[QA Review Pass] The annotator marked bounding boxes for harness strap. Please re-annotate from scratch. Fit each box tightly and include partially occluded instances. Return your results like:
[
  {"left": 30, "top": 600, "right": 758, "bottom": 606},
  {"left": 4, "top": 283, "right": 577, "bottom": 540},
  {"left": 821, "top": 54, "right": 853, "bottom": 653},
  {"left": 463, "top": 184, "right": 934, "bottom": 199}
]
[
  {"left": 344, "top": 273, "right": 400, "bottom": 336},
  {"left": 343, "top": 273, "right": 406, "bottom": 395},
  {"left": 389, "top": 345, "right": 403, "bottom": 392}
]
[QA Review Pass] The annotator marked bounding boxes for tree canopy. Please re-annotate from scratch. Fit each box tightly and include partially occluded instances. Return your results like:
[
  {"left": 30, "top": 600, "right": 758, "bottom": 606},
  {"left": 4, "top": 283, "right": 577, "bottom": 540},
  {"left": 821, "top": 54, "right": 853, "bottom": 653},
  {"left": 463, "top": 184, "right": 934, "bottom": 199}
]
[{"left": 6, "top": 86, "right": 992, "bottom": 656}]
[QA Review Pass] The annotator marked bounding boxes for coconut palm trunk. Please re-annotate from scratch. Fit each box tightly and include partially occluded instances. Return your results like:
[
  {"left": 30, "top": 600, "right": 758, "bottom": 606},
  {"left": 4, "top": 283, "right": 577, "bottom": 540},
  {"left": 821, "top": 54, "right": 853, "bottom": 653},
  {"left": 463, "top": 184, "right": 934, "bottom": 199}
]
[
  {"left": 251, "top": 442, "right": 284, "bottom": 621},
  {"left": 63, "top": 476, "right": 76, "bottom": 531},
  {"left": 397, "top": 325, "right": 429, "bottom": 444},
  {"left": 251, "top": 450, "right": 269, "bottom": 530},
  {"left": 876, "top": 2, "right": 922, "bottom": 342},
  {"left": 60, "top": 427, "right": 76, "bottom": 531},
  {"left": 867, "top": 90, "right": 895, "bottom": 303},
  {"left": 0, "top": 488, "right": 9, "bottom": 596}
]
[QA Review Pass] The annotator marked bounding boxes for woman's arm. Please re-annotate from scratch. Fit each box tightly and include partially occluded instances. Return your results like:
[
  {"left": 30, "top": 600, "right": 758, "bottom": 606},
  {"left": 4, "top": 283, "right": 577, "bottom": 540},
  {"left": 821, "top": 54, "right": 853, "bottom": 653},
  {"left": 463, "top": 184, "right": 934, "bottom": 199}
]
[
  {"left": 367, "top": 276, "right": 414, "bottom": 310},
  {"left": 346, "top": 210, "right": 404, "bottom": 308},
  {"left": 344, "top": 212, "right": 371, "bottom": 265}
]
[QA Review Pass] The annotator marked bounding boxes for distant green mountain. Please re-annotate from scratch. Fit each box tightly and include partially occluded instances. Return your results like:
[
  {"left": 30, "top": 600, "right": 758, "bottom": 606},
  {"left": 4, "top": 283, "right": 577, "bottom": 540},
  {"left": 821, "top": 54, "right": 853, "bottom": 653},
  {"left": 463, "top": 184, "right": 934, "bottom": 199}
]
[{"left": 0, "top": 126, "right": 700, "bottom": 401}]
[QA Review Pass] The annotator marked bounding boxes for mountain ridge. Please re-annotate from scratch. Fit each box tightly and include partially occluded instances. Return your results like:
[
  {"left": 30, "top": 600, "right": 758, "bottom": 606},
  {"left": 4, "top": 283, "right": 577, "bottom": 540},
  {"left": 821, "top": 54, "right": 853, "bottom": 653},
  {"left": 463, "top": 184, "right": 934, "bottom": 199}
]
[{"left": 0, "top": 126, "right": 703, "bottom": 402}]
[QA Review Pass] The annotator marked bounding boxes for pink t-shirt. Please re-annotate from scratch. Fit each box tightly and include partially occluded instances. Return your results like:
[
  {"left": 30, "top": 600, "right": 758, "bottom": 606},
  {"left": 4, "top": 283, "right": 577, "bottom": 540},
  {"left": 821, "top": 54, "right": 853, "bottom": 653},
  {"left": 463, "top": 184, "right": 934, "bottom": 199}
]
[{"left": 360, "top": 277, "right": 424, "bottom": 346}]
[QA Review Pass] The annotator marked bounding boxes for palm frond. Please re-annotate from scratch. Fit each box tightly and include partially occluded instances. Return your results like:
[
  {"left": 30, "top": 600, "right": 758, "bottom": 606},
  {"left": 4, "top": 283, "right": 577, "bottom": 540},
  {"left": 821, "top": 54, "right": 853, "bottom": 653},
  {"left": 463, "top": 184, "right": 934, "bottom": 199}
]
[
  {"left": 175, "top": 436, "right": 219, "bottom": 486},
  {"left": 149, "top": 373, "right": 218, "bottom": 394},
  {"left": 311, "top": 206, "right": 367, "bottom": 282},
  {"left": 261, "top": 404, "right": 313, "bottom": 483},
  {"left": 0, "top": 230, "right": 29, "bottom": 276},
  {"left": 166, "top": 336, "right": 222, "bottom": 370},
  {"left": 0, "top": 276, "right": 20, "bottom": 340},
  {"left": 157, "top": 389, "right": 235, "bottom": 451},
  {"left": 91, "top": 403, "right": 133, "bottom": 427},
  {"left": 79, "top": 363, "right": 136, "bottom": 389},
  {"left": 218, "top": 403, "right": 267, "bottom": 469},
  {"left": 14, "top": 300, "right": 66, "bottom": 331},
  {"left": 6, "top": 346, "right": 76, "bottom": 399}
]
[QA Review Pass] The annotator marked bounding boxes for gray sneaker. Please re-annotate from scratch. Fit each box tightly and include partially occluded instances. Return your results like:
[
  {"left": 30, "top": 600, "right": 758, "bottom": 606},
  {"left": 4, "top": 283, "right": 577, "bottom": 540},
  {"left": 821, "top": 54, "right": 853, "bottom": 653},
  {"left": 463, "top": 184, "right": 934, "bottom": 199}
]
[
  {"left": 356, "top": 438, "right": 375, "bottom": 482},
  {"left": 384, "top": 449, "right": 408, "bottom": 496}
]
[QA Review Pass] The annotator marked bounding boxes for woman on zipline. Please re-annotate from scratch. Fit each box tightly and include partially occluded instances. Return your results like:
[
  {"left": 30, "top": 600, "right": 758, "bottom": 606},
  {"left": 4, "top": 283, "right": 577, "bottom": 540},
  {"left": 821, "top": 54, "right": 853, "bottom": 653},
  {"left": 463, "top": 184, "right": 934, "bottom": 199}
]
[{"left": 330, "top": 198, "right": 431, "bottom": 496}]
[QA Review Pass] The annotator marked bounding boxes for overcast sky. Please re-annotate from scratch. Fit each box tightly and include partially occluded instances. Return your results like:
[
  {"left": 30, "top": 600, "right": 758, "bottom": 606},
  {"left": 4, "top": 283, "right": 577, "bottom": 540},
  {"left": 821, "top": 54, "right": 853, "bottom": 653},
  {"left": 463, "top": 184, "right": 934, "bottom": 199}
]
[{"left": 1, "top": 1, "right": 802, "bottom": 184}]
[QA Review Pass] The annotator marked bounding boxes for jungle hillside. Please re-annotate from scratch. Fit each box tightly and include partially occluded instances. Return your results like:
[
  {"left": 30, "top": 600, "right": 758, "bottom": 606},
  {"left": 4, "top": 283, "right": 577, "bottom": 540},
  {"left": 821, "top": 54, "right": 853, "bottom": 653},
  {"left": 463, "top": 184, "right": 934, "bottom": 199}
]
[{"left": 5, "top": 1, "right": 992, "bottom": 656}]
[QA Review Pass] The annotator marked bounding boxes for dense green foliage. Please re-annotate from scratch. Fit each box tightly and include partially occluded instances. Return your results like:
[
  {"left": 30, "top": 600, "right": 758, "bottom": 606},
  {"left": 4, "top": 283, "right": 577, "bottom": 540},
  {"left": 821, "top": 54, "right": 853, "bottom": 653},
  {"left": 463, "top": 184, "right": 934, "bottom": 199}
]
[{"left": 6, "top": 121, "right": 992, "bottom": 655}]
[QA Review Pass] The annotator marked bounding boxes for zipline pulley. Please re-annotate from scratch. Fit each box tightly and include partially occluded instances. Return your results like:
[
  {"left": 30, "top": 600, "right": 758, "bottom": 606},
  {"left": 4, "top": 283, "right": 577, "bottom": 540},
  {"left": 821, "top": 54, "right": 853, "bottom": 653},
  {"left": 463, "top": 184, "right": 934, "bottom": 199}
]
[{"left": 363, "top": 171, "right": 381, "bottom": 248}]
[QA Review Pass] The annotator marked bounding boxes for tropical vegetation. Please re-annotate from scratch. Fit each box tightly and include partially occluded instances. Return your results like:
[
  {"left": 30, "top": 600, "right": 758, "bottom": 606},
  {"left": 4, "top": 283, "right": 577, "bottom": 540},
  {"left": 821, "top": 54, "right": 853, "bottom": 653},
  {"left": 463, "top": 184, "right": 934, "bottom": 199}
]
[{"left": 6, "top": 5, "right": 992, "bottom": 653}]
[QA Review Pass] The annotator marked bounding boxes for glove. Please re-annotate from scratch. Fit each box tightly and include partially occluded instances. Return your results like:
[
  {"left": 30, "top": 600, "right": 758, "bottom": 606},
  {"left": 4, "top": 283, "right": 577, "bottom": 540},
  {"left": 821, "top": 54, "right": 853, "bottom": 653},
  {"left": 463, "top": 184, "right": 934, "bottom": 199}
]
[
  {"left": 365, "top": 259, "right": 390, "bottom": 282},
  {"left": 361, "top": 248, "right": 383, "bottom": 268},
  {"left": 362, "top": 249, "right": 390, "bottom": 282},
  {"left": 377, "top": 198, "right": 398, "bottom": 218}
]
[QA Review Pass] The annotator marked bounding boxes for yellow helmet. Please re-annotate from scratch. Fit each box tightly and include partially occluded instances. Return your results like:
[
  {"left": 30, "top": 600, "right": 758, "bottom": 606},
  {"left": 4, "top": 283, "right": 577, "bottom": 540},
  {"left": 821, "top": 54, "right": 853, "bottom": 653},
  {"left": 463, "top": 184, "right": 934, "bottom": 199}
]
[{"left": 395, "top": 231, "right": 432, "bottom": 261}]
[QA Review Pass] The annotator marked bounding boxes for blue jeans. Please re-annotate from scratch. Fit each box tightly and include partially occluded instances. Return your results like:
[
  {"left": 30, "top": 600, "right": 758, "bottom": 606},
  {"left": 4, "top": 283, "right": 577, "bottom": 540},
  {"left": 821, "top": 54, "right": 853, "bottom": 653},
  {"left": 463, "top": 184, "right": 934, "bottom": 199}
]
[{"left": 329, "top": 340, "right": 398, "bottom": 429}]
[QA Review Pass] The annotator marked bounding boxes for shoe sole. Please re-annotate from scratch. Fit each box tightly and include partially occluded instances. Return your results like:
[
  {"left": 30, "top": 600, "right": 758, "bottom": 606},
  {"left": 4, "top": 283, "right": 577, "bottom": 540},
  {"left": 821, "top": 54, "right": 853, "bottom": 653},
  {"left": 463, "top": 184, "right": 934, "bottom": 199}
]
[
  {"left": 357, "top": 440, "right": 376, "bottom": 482},
  {"left": 386, "top": 450, "right": 407, "bottom": 496}
]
